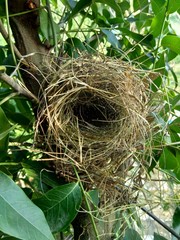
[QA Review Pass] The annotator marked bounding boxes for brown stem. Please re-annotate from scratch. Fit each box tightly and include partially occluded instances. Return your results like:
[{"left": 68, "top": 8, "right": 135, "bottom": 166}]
[
  {"left": 0, "top": 71, "right": 38, "bottom": 102},
  {"left": 7, "top": 0, "right": 49, "bottom": 96}
]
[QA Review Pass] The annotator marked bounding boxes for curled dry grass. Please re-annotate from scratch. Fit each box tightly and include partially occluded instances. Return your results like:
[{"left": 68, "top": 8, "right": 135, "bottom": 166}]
[{"left": 36, "top": 55, "right": 152, "bottom": 204}]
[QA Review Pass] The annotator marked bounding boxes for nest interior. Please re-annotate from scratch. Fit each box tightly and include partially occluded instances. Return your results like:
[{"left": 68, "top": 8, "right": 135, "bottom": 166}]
[{"left": 37, "top": 55, "right": 150, "bottom": 203}]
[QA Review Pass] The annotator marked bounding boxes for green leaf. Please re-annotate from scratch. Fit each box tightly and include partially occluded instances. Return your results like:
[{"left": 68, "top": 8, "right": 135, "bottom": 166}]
[
  {"left": 0, "top": 124, "right": 17, "bottom": 141},
  {"left": 169, "top": 117, "right": 180, "bottom": 133},
  {"left": 34, "top": 183, "right": 82, "bottom": 233},
  {"left": 67, "top": 0, "right": 92, "bottom": 20},
  {"left": 150, "top": 6, "right": 166, "bottom": 37},
  {"left": 133, "top": 0, "right": 149, "bottom": 12},
  {"left": 0, "top": 172, "right": 54, "bottom": 240},
  {"left": 61, "top": 0, "right": 76, "bottom": 9},
  {"left": 102, "top": 29, "right": 121, "bottom": 49},
  {"left": 0, "top": 107, "right": 10, "bottom": 153},
  {"left": 123, "top": 228, "right": 143, "bottom": 240},
  {"left": 154, "top": 232, "right": 168, "bottom": 240},
  {"left": 0, "top": 0, "right": 5, "bottom": 17},
  {"left": 40, "top": 9, "right": 60, "bottom": 45},
  {"left": 151, "top": 0, "right": 166, "bottom": 14},
  {"left": 88, "top": 189, "right": 99, "bottom": 207},
  {"left": 65, "top": 37, "right": 86, "bottom": 57},
  {"left": 159, "top": 147, "right": 178, "bottom": 170},
  {"left": 162, "top": 35, "right": 180, "bottom": 54},
  {"left": 96, "top": 0, "right": 122, "bottom": 16},
  {"left": 120, "top": 28, "right": 155, "bottom": 47},
  {"left": 172, "top": 207, "right": 180, "bottom": 238},
  {"left": 167, "top": 0, "right": 180, "bottom": 13}
]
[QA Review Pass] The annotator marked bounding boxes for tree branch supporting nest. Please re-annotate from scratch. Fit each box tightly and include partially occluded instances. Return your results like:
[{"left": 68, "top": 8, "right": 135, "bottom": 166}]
[{"left": 0, "top": 70, "right": 38, "bottom": 102}]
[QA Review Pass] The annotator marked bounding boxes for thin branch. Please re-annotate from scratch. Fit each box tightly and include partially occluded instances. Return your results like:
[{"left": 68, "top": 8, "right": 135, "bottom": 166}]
[
  {"left": 141, "top": 207, "right": 180, "bottom": 239},
  {"left": 0, "top": 19, "right": 24, "bottom": 61},
  {"left": 0, "top": 70, "right": 38, "bottom": 102}
]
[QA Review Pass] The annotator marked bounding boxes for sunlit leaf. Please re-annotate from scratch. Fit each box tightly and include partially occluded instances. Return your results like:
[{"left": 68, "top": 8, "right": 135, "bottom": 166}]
[
  {"left": 151, "top": 0, "right": 166, "bottom": 15},
  {"left": 102, "top": 29, "right": 121, "bottom": 49},
  {"left": 162, "top": 35, "right": 180, "bottom": 54},
  {"left": 167, "top": 0, "right": 180, "bottom": 13},
  {"left": 0, "top": 172, "right": 54, "bottom": 240},
  {"left": 150, "top": 6, "right": 166, "bottom": 37}
]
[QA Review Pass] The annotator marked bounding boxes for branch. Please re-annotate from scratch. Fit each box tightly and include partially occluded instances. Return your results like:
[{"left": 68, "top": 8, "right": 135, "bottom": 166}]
[
  {"left": 0, "top": 67, "right": 38, "bottom": 102},
  {"left": 0, "top": 19, "right": 25, "bottom": 62}
]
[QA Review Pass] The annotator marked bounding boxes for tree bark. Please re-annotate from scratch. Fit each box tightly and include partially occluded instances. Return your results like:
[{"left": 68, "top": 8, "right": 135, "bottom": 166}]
[{"left": 8, "top": 0, "right": 48, "bottom": 96}]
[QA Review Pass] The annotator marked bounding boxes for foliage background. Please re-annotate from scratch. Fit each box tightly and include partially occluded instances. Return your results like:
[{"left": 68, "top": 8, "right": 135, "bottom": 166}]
[{"left": 0, "top": 0, "right": 180, "bottom": 239}]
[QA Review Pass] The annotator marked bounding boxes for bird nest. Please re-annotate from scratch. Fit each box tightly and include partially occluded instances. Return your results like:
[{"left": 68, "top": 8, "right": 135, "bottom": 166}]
[{"left": 36, "top": 55, "right": 151, "bottom": 204}]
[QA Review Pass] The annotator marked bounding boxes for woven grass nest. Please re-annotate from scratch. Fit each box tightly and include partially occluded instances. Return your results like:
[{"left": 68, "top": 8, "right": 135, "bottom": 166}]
[{"left": 37, "top": 55, "right": 151, "bottom": 203}]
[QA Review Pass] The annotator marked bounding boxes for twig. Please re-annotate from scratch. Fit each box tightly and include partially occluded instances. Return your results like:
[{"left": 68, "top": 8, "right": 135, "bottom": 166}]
[
  {"left": 141, "top": 207, "right": 180, "bottom": 239},
  {"left": 72, "top": 165, "right": 100, "bottom": 240},
  {"left": 0, "top": 20, "right": 23, "bottom": 61},
  {"left": 0, "top": 70, "right": 38, "bottom": 102}
]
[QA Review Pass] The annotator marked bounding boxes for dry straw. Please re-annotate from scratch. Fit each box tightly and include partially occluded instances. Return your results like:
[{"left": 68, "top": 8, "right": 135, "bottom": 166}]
[{"left": 36, "top": 54, "right": 151, "bottom": 203}]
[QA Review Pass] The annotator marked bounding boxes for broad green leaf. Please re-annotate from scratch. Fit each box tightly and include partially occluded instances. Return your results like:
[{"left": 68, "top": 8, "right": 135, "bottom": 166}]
[
  {"left": 123, "top": 228, "right": 143, "bottom": 240},
  {"left": 154, "top": 232, "right": 168, "bottom": 240},
  {"left": 0, "top": 172, "right": 54, "bottom": 240},
  {"left": 34, "top": 182, "right": 82, "bottom": 233},
  {"left": 162, "top": 35, "right": 180, "bottom": 54},
  {"left": 159, "top": 147, "right": 178, "bottom": 170},
  {"left": 151, "top": 0, "right": 166, "bottom": 15},
  {"left": 119, "top": 1, "right": 130, "bottom": 12},
  {"left": 150, "top": 6, "right": 166, "bottom": 37},
  {"left": 102, "top": 29, "right": 121, "bottom": 49},
  {"left": 0, "top": 107, "right": 10, "bottom": 153},
  {"left": 167, "top": 0, "right": 180, "bottom": 14}
]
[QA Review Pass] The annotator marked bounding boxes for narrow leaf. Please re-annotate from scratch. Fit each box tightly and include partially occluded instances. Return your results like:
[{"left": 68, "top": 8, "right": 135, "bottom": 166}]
[
  {"left": 67, "top": 0, "right": 92, "bottom": 20},
  {"left": 0, "top": 172, "right": 54, "bottom": 240},
  {"left": 0, "top": 107, "right": 10, "bottom": 152},
  {"left": 34, "top": 182, "right": 82, "bottom": 233}
]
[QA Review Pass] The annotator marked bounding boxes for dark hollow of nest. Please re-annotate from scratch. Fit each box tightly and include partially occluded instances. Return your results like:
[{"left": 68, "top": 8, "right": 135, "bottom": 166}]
[{"left": 72, "top": 91, "right": 121, "bottom": 129}]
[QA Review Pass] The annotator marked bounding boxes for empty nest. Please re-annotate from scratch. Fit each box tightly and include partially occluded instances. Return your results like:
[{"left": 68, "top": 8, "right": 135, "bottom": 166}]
[{"left": 36, "top": 55, "right": 151, "bottom": 203}]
